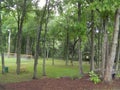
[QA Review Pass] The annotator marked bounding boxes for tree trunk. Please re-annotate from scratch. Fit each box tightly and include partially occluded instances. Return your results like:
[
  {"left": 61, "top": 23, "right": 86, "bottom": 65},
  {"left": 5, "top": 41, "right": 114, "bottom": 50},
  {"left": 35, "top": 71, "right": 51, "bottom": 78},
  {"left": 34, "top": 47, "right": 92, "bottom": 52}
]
[
  {"left": 0, "top": 1, "right": 5, "bottom": 74},
  {"left": 16, "top": 0, "right": 27, "bottom": 75},
  {"left": 52, "top": 38, "right": 55, "bottom": 65},
  {"left": 101, "top": 18, "right": 108, "bottom": 77},
  {"left": 90, "top": 10, "right": 95, "bottom": 71},
  {"left": 1, "top": 53, "right": 5, "bottom": 74},
  {"left": 42, "top": 0, "right": 50, "bottom": 76},
  {"left": 77, "top": 2, "right": 83, "bottom": 74},
  {"left": 115, "top": 31, "right": 120, "bottom": 73},
  {"left": 78, "top": 37, "right": 83, "bottom": 75},
  {"left": 104, "top": 9, "right": 120, "bottom": 83},
  {"left": 65, "top": 28, "right": 69, "bottom": 66},
  {"left": 33, "top": 0, "right": 48, "bottom": 79}
]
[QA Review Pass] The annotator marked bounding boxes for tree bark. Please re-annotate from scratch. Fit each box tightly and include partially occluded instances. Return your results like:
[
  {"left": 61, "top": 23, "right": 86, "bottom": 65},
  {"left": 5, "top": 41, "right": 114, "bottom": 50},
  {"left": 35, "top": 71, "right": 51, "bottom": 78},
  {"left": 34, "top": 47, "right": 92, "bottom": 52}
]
[
  {"left": 42, "top": 0, "right": 50, "bottom": 76},
  {"left": 101, "top": 18, "right": 108, "bottom": 77},
  {"left": 33, "top": 0, "right": 48, "bottom": 79},
  {"left": 16, "top": 0, "right": 27, "bottom": 74},
  {"left": 90, "top": 10, "right": 95, "bottom": 71},
  {"left": 65, "top": 28, "right": 69, "bottom": 66},
  {"left": 0, "top": 1, "right": 5, "bottom": 74},
  {"left": 78, "top": 37, "right": 83, "bottom": 75},
  {"left": 78, "top": 2, "right": 83, "bottom": 75},
  {"left": 115, "top": 30, "right": 120, "bottom": 73},
  {"left": 52, "top": 38, "right": 55, "bottom": 65},
  {"left": 104, "top": 9, "right": 120, "bottom": 83}
]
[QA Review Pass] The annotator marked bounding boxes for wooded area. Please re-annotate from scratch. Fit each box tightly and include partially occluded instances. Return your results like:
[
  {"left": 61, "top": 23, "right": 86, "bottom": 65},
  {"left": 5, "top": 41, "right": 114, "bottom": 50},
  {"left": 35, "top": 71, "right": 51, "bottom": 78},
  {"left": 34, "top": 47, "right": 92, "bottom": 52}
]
[{"left": 0, "top": 0, "right": 120, "bottom": 84}]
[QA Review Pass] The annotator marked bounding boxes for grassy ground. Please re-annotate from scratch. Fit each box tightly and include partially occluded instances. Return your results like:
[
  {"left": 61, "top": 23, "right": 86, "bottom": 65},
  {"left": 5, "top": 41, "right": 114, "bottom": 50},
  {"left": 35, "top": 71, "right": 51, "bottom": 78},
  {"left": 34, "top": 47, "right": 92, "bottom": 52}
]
[{"left": 0, "top": 57, "right": 90, "bottom": 84}]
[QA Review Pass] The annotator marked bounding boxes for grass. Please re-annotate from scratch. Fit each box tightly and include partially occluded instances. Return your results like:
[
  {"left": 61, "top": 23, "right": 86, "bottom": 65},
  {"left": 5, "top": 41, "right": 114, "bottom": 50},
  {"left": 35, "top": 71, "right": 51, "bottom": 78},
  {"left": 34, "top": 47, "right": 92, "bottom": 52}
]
[{"left": 0, "top": 57, "right": 90, "bottom": 84}]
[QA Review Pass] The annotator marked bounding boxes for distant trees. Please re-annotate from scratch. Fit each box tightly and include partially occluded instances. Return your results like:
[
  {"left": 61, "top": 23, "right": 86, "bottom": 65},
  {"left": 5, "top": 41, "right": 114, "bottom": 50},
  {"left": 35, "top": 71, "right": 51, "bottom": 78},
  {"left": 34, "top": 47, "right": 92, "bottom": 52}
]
[{"left": 0, "top": 0, "right": 120, "bottom": 84}]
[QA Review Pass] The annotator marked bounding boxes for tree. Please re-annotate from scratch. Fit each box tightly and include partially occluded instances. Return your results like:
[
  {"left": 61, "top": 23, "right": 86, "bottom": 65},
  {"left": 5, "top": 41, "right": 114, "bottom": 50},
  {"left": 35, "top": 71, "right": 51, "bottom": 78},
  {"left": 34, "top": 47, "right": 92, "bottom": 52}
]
[
  {"left": 16, "top": 0, "right": 27, "bottom": 74},
  {"left": 33, "top": 0, "right": 48, "bottom": 79},
  {"left": 0, "top": 0, "right": 5, "bottom": 74},
  {"left": 104, "top": 8, "right": 120, "bottom": 83},
  {"left": 42, "top": 0, "right": 50, "bottom": 76}
]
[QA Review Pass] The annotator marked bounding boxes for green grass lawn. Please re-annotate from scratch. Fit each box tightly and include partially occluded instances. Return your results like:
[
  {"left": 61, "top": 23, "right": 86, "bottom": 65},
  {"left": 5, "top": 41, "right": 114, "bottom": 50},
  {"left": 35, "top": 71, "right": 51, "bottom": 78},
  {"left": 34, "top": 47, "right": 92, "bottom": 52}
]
[{"left": 0, "top": 57, "right": 90, "bottom": 84}]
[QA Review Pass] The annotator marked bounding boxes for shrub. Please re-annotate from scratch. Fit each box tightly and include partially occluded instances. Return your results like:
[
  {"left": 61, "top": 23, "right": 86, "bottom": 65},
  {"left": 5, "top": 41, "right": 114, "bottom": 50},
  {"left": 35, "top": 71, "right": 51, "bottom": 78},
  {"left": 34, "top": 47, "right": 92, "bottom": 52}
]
[{"left": 89, "top": 71, "right": 101, "bottom": 84}]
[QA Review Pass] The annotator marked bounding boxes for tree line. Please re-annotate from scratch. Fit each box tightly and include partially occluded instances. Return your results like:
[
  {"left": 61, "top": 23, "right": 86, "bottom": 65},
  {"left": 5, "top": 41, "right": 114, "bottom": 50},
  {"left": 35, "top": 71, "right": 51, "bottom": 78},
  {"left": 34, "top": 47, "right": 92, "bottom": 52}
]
[{"left": 0, "top": 0, "right": 120, "bottom": 83}]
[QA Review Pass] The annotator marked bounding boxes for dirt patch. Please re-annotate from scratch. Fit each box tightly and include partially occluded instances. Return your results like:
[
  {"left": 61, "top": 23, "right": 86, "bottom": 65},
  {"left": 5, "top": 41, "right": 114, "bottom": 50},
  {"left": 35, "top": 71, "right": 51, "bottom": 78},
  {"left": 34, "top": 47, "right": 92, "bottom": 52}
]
[
  {"left": 0, "top": 84, "right": 5, "bottom": 90},
  {"left": 4, "top": 75, "right": 120, "bottom": 90}
]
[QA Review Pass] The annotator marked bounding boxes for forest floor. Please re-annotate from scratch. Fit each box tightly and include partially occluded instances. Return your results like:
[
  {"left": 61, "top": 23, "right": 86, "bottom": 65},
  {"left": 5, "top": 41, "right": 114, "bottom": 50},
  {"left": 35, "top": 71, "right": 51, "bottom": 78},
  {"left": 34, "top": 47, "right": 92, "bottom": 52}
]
[{"left": 1, "top": 75, "right": 120, "bottom": 90}]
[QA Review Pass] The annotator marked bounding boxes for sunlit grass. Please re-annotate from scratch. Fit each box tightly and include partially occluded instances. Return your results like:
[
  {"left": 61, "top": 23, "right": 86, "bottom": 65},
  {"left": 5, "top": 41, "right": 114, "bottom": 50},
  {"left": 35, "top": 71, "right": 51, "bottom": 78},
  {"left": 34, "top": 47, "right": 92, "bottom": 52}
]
[{"left": 0, "top": 57, "right": 90, "bottom": 84}]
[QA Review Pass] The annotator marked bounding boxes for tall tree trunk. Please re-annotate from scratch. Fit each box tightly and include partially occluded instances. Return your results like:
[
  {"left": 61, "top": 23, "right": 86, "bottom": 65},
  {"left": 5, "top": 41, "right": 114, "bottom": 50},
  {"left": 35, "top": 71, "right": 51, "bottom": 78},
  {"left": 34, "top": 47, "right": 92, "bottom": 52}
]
[
  {"left": 16, "top": 0, "right": 27, "bottom": 74},
  {"left": 78, "top": 2, "right": 83, "bottom": 75},
  {"left": 104, "top": 9, "right": 120, "bottom": 83},
  {"left": 115, "top": 32, "right": 120, "bottom": 72},
  {"left": 65, "top": 28, "right": 69, "bottom": 66},
  {"left": 101, "top": 18, "right": 108, "bottom": 77},
  {"left": 90, "top": 10, "right": 95, "bottom": 71},
  {"left": 52, "top": 38, "right": 55, "bottom": 65},
  {"left": 42, "top": 0, "right": 50, "bottom": 76},
  {"left": 33, "top": 0, "right": 48, "bottom": 79},
  {"left": 0, "top": 1, "right": 5, "bottom": 74}
]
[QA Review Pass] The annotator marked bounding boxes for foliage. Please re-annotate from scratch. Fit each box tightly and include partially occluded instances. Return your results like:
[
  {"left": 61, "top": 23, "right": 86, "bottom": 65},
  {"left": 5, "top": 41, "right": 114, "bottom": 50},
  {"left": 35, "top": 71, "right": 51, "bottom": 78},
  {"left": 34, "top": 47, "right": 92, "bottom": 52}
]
[{"left": 89, "top": 71, "right": 101, "bottom": 84}]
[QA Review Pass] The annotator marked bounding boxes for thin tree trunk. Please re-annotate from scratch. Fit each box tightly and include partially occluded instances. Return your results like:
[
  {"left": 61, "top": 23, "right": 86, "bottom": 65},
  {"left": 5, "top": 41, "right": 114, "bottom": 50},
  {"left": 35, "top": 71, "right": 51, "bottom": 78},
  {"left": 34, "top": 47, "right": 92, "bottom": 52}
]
[
  {"left": 65, "top": 28, "right": 69, "bottom": 66},
  {"left": 0, "top": 1, "right": 5, "bottom": 74},
  {"left": 33, "top": 0, "right": 48, "bottom": 79},
  {"left": 78, "top": 2, "right": 83, "bottom": 74},
  {"left": 104, "top": 8, "right": 120, "bottom": 83},
  {"left": 90, "top": 10, "right": 95, "bottom": 71},
  {"left": 52, "top": 38, "right": 55, "bottom": 65},
  {"left": 71, "top": 39, "right": 76, "bottom": 66},
  {"left": 42, "top": 0, "right": 50, "bottom": 76},
  {"left": 16, "top": 0, "right": 27, "bottom": 74},
  {"left": 78, "top": 37, "right": 83, "bottom": 75},
  {"left": 97, "top": 29, "right": 100, "bottom": 69},
  {"left": 1, "top": 53, "right": 5, "bottom": 74}
]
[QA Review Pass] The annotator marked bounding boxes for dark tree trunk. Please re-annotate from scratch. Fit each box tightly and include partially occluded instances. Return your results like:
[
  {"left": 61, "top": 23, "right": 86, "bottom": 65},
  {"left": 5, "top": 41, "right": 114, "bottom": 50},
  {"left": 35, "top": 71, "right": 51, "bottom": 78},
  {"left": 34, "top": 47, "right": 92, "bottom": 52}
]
[
  {"left": 1, "top": 53, "right": 5, "bottom": 74},
  {"left": 0, "top": 1, "right": 5, "bottom": 74},
  {"left": 33, "top": 0, "right": 48, "bottom": 79},
  {"left": 16, "top": 0, "right": 27, "bottom": 75},
  {"left": 90, "top": 10, "right": 95, "bottom": 71},
  {"left": 65, "top": 28, "right": 69, "bottom": 66},
  {"left": 78, "top": 2, "right": 83, "bottom": 75},
  {"left": 52, "top": 38, "right": 55, "bottom": 65},
  {"left": 71, "top": 39, "right": 78, "bottom": 66}
]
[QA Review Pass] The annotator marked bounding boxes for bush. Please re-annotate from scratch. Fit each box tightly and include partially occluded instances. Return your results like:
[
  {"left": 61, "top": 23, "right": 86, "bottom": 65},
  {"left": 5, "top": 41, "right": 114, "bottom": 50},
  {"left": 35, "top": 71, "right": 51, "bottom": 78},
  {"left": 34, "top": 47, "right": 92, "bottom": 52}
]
[{"left": 89, "top": 71, "right": 101, "bottom": 84}]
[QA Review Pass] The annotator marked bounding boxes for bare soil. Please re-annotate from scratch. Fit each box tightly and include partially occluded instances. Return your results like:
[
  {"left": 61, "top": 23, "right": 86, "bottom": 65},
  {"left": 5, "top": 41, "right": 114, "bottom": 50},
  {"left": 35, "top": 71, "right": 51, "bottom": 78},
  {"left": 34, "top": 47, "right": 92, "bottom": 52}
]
[{"left": 1, "top": 75, "right": 120, "bottom": 90}]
